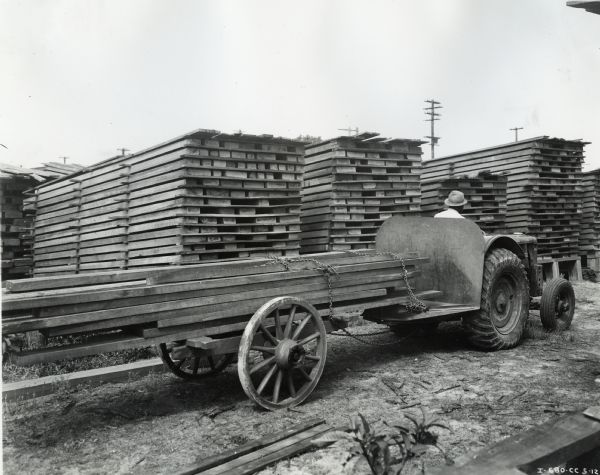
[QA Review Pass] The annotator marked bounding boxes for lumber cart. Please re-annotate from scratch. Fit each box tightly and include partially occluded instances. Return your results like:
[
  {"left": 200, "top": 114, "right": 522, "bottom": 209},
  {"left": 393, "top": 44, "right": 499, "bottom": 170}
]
[{"left": 2, "top": 218, "right": 574, "bottom": 410}]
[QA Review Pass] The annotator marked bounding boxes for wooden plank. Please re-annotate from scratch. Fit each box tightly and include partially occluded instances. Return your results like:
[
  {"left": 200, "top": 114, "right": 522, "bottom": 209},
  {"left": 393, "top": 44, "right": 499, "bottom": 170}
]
[
  {"left": 6, "top": 251, "right": 397, "bottom": 292},
  {"left": 177, "top": 419, "right": 326, "bottom": 475},
  {"left": 2, "top": 358, "right": 165, "bottom": 402},
  {"left": 198, "top": 424, "right": 331, "bottom": 475},
  {"left": 442, "top": 408, "right": 600, "bottom": 474},
  {"left": 150, "top": 282, "right": 399, "bottom": 329},
  {"left": 146, "top": 252, "right": 422, "bottom": 285}
]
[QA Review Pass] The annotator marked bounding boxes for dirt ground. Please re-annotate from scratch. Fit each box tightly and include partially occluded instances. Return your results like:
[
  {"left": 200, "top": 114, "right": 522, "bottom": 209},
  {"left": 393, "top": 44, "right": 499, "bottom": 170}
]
[{"left": 3, "top": 281, "right": 600, "bottom": 475}]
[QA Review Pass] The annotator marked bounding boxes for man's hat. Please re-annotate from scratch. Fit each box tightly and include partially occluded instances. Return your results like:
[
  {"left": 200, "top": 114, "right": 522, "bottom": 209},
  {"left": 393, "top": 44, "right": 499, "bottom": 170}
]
[{"left": 444, "top": 190, "right": 468, "bottom": 207}]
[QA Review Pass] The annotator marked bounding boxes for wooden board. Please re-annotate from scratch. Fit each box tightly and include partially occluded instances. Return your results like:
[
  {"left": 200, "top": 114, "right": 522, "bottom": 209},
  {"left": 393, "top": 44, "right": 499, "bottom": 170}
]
[
  {"left": 178, "top": 419, "right": 326, "bottom": 475},
  {"left": 438, "top": 407, "right": 600, "bottom": 474}
]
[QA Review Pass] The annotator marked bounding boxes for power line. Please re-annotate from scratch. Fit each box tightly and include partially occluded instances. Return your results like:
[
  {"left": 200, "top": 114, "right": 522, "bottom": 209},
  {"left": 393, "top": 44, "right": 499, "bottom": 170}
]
[
  {"left": 509, "top": 127, "right": 523, "bottom": 142},
  {"left": 424, "top": 99, "right": 442, "bottom": 159},
  {"left": 337, "top": 126, "right": 359, "bottom": 136}
]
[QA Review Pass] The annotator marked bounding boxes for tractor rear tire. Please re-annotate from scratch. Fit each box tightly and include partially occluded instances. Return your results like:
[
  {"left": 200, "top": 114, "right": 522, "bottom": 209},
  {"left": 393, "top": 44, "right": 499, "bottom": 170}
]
[
  {"left": 464, "top": 248, "right": 529, "bottom": 350},
  {"left": 540, "top": 278, "right": 575, "bottom": 331}
]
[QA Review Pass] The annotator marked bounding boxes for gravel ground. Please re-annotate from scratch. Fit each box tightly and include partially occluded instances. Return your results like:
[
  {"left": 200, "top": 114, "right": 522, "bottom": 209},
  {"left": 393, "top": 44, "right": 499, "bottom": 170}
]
[{"left": 3, "top": 281, "right": 599, "bottom": 474}]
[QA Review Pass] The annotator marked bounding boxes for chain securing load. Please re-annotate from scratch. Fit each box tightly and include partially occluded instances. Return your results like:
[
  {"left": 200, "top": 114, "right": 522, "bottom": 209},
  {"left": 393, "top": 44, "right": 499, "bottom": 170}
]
[{"left": 266, "top": 251, "right": 429, "bottom": 347}]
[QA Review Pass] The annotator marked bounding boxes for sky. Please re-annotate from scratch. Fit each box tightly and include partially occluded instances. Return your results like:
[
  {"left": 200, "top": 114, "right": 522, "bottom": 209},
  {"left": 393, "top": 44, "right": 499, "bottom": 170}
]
[{"left": 1, "top": 0, "right": 599, "bottom": 170}]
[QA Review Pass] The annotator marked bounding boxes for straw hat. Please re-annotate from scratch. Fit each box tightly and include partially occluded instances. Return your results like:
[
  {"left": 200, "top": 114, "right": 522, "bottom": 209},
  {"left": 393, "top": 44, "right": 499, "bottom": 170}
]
[{"left": 444, "top": 190, "right": 468, "bottom": 207}]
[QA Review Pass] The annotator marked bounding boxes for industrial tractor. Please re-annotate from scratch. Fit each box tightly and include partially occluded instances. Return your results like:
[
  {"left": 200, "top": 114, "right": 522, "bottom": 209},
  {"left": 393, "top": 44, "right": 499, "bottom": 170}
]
[{"left": 365, "top": 216, "right": 576, "bottom": 350}]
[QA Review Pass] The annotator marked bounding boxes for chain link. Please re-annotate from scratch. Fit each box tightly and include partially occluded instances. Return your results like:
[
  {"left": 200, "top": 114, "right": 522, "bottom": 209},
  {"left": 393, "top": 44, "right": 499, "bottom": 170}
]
[
  {"left": 342, "top": 250, "right": 429, "bottom": 313},
  {"left": 266, "top": 251, "right": 428, "bottom": 347}
]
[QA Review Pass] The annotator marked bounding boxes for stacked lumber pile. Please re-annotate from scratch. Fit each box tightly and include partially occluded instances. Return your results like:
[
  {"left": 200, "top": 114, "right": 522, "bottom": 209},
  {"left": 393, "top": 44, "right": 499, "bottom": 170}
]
[
  {"left": 2, "top": 251, "right": 437, "bottom": 364},
  {"left": 421, "top": 172, "right": 508, "bottom": 234},
  {"left": 300, "top": 133, "right": 424, "bottom": 253},
  {"left": 1, "top": 162, "right": 84, "bottom": 280},
  {"left": 422, "top": 136, "right": 586, "bottom": 260},
  {"left": 580, "top": 168, "right": 600, "bottom": 271},
  {"left": 1, "top": 171, "right": 36, "bottom": 279},
  {"left": 25, "top": 129, "right": 305, "bottom": 276}
]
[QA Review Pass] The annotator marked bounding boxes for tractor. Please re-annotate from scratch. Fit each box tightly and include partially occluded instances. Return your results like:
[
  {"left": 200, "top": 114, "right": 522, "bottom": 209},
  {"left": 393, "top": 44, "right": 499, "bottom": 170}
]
[{"left": 365, "top": 216, "right": 576, "bottom": 350}]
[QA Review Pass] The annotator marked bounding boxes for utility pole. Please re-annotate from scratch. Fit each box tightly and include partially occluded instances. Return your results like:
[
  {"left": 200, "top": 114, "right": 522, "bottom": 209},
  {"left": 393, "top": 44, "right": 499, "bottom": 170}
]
[
  {"left": 59, "top": 156, "right": 68, "bottom": 164},
  {"left": 117, "top": 148, "right": 130, "bottom": 156},
  {"left": 509, "top": 127, "right": 523, "bottom": 142},
  {"left": 337, "top": 126, "right": 359, "bottom": 136},
  {"left": 424, "top": 99, "right": 442, "bottom": 160}
]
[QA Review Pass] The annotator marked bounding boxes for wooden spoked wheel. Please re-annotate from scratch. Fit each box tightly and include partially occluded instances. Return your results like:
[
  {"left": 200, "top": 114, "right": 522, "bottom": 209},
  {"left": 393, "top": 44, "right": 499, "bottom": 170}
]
[
  {"left": 158, "top": 341, "right": 233, "bottom": 380},
  {"left": 238, "top": 296, "right": 327, "bottom": 410}
]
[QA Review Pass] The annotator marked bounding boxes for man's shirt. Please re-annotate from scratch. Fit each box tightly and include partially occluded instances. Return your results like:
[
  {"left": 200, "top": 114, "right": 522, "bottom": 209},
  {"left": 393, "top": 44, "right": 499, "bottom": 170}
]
[{"left": 433, "top": 208, "right": 465, "bottom": 219}]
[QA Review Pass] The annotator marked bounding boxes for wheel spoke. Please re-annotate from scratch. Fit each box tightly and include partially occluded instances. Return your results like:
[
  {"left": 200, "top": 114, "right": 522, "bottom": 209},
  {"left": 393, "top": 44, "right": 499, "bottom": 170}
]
[
  {"left": 297, "top": 332, "right": 320, "bottom": 347},
  {"left": 272, "top": 369, "right": 283, "bottom": 403},
  {"left": 207, "top": 355, "right": 216, "bottom": 370},
  {"left": 287, "top": 371, "right": 296, "bottom": 397},
  {"left": 260, "top": 322, "right": 279, "bottom": 345},
  {"left": 175, "top": 356, "right": 187, "bottom": 369},
  {"left": 305, "top": 354, "right": 321, "bottom": 362},
  {"left": 292, "top": 314, "right": 312, "bottom": 340},
  {"left": 192, "top": 357, "right": 200, "bottom": 375},
  {"left": 284, "top": 305, "right": 296, "bottom": 338},
  {"left": 250, "top": 346, "right": 275, "bottom": 354},
  {"left": 274, "top": 309, "right": 283, "bottom": 339},
  {"left": 298, "top": 367, "right": 312, "bottom": 382},
  {"left": 250, "top": 355, "right": 276, "bottom": 375},
  {"left": 257, "top": 365, "right": 278, "bottom": 395}
]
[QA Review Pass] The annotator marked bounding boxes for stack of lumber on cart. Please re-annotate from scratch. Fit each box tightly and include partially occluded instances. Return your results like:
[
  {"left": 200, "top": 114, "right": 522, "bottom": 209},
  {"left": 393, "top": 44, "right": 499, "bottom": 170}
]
[
  {"left": 24, "top": 129, "right": 305, "bottom": 276},
  {"left": 300, "top": 133, "right": 424, "bottom": 253},
  {"left": 580, "top": 168, "right": 600, "bottom": 272},
  {"left": 422, "top": 136, "right": 586, "bottom": 261},
  {"left": 2, "top": 250, "right": 438, "bottom": 365},
  {"left": 1, "top": 162, "right": 84, "bottom": 280},
  {"left": 421, "top": 171, "right": 508, "bottom": 233}
]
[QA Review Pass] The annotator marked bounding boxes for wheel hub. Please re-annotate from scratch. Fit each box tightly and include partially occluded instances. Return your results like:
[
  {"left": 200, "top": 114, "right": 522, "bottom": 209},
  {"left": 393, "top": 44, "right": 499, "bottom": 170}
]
[
  {"left": 495, "top": 292, "right": 508, "bottom": 313},
  {"left": 274, "top": 339, "right": 306, "bottom": 369},
  {"left": 491, "top": 277, "right": 517, "bottom": 330},
  {"left": 557, "top": 298, "right": 570, "bottom": 315}
]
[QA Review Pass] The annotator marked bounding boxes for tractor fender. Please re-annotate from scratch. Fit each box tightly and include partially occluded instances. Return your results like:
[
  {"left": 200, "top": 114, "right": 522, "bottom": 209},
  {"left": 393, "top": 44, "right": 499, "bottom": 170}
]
[
  {"left": 484, "top": 235, "right": 525, "bottom": 259},
  {"left": 376, "top": 216, "right": 485, "bottom": 307}
]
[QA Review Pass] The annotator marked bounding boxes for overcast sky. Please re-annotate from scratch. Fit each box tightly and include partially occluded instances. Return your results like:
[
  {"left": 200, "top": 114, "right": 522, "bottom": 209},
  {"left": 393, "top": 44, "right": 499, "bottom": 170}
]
[{"left": 1, "top": 0, "right": 599, "bottom": 170}]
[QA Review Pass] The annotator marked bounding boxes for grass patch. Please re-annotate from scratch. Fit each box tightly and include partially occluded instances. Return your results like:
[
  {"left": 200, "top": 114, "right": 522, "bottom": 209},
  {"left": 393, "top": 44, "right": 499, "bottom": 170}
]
[
  {"left": 2, "top": 346, "right": 157, "bottom": 383},
  {"left": 523, "top": 319, "right": 575, "bottom": 343}
]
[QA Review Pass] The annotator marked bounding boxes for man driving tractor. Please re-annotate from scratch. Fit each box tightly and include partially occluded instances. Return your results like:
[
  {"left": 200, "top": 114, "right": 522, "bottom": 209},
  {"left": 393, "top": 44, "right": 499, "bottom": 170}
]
[{"left": 434, "top": 190, "right": 467, "bottom": 219}]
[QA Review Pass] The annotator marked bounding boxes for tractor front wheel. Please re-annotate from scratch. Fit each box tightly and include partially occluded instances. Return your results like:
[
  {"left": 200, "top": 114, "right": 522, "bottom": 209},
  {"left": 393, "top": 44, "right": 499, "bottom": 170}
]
[
  {"left": 540, "top": 278, "right": 575, "bottom": 331},
  {"left": 464, "top": 248, "right": 529, "bottom": 350}
]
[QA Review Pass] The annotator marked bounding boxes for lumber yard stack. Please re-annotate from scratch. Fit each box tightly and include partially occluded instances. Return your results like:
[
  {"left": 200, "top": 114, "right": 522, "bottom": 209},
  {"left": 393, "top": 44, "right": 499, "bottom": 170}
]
[
  {"left": 300, "top": 133, "right": 424, "bottom": 253},
  {"left": 422, "top": 136, "right": 586, "bottom": 261},
  {"left": 1, "top": 251, "right": 436, "bottom": 365},
  {"left": 421, "top": 172, "right": 508, "bottom": 234},
  {"left": 580, "top": 168, "right": 600, "bottom": 271},
  {"left": 1, "top": 162, "right": 84, "bottom": 280},
  {"left": 24, "top": 129, "right": 305, "bottom": 276}
]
